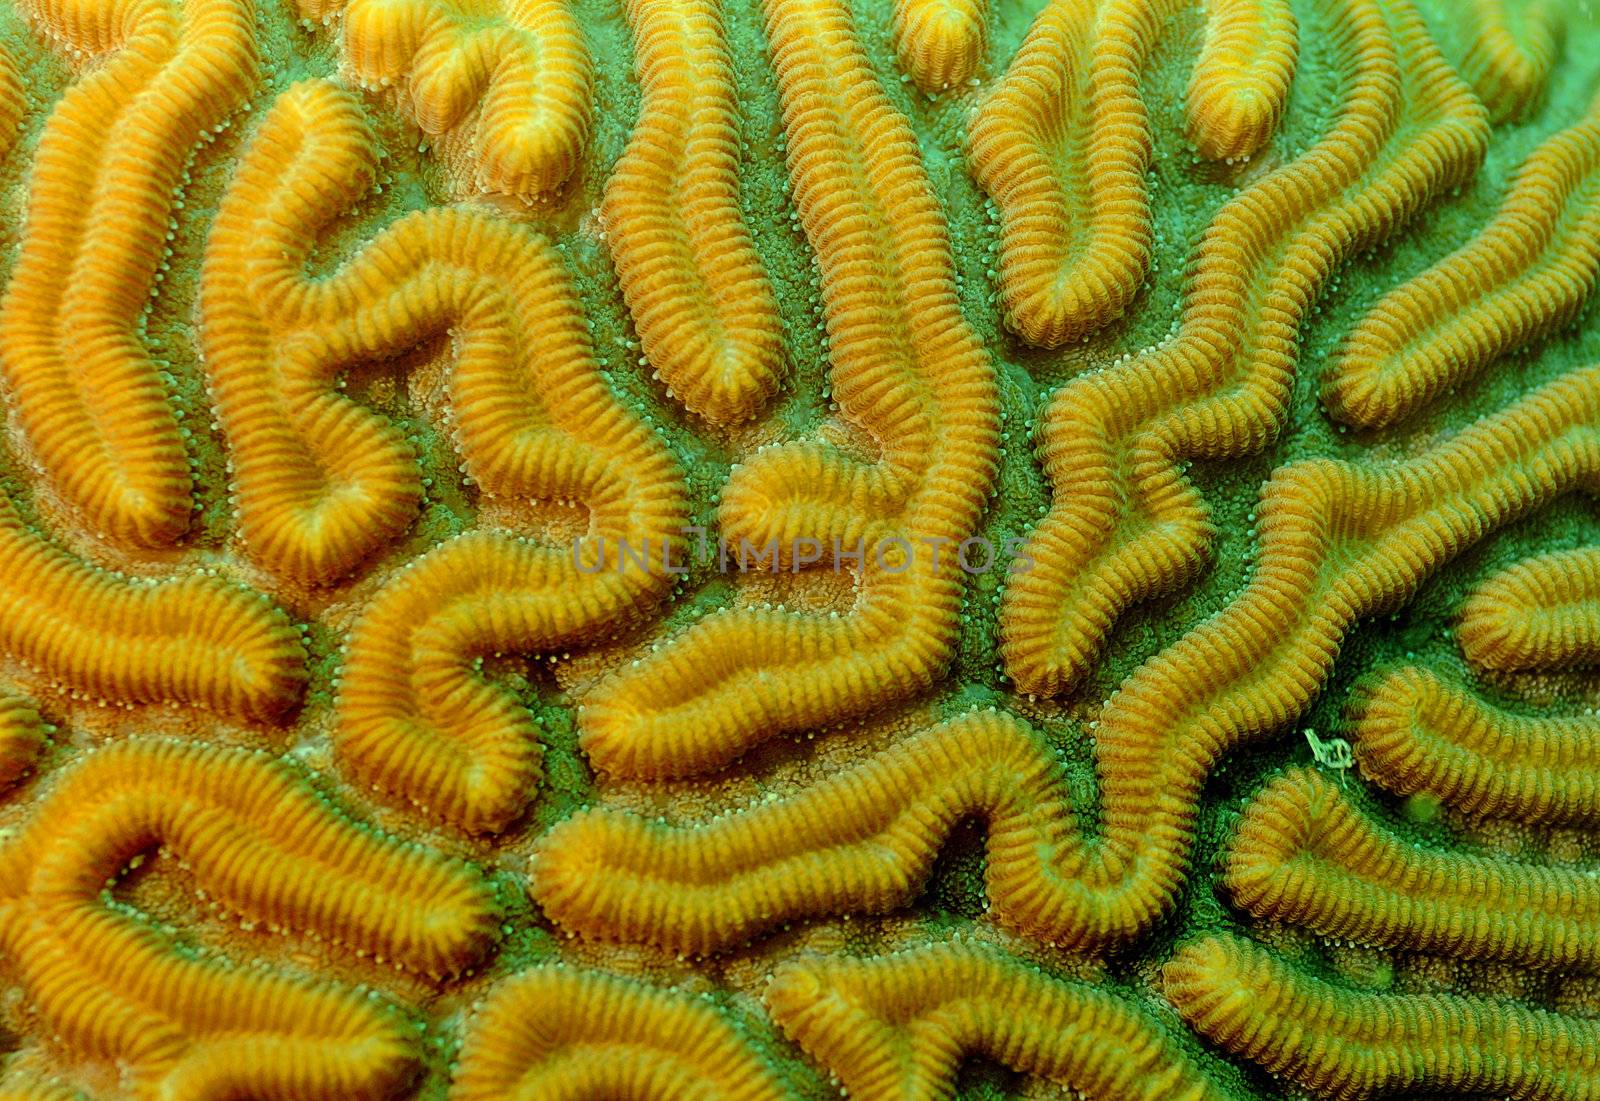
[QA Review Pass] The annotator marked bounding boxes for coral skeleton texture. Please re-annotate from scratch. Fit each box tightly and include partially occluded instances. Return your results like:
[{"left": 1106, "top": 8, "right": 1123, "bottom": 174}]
[{"left": 0, "top": 0, "right": 1593, "bottom": 1095}]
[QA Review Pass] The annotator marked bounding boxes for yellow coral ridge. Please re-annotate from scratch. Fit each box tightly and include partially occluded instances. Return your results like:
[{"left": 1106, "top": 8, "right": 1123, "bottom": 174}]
[
  {"left": 0, "top": 739, "right": 498, "bottom": 1097},
  {"left": 1227, "top": 766, "right": 1600, "bottom": 973},
  {"left": 206, "top": 80, "right": 678, "bottom": 586},
  {"left": 1325, "top": 102, "right": 1600, "bottom": 428},
  {"left": 217, "top": 78, "right": 688, "bottom": 826},
  {"left": 539, "top": 711, "right": 1087, "bottom": 951},
  {"left": 0, "top": 41, "right": 25, "bottom": 163},
  {"left": 1350, "top": 663, "right": 1600, "bottom": 823},
  {"left": 1187, "top": 0, "right": 1298, "bottom": 161},
  {"left": 451, "top": 966, "right": 788, "bottom": 1100},
  {"left": 0, "top": 1075, "right": 82, "bottom": 1101},
  {"left": 541, "top": 364, "right": 1600, "bottom": 950},
  {"left": 199, "top": 80, "right": 414, "bottom": 584},
  {"left": 603, "top": 0, "right": 783, "bottom": 425},
  {"left": 765, "top": 940, "right": 1229, "bottom": 1101},
  {"left": 0, "top": 494, "right": 305, "bottom": 722},
  {"left": 0, "top": 691, "right": 45, "bottom": 791},
  {"left": 968, "top": 0, "right": 1172, "bottom": 347},
  {"left": 337, "top": 526, "right": 686, "bottom": 834},
  {"left": 576, "top": 0, "right": 1000, "bottom": 779},
  {"left": 1000, "top": 0, "right": 1489, "bottom": 696},
  {"left": 1166, "top": 933, "right": 1600, "bottom": 1100},
  {"left": 213, "top": 84, "right": 685, "bottom": 822},
  {"left": 307, "top": 0, "right": 591, "bottom": 198},
  {"left": 1459, "top": 546, "right": 1600, "bottom": 672},
  {"left": 278, "top": 101, "right": 689, "bottom": 832},
  {"left": 0, "top": 0, "right": 258, "bottom": 547},
  {"left": 892, "top": 0, "right": 987, "bottom": 91},
  {"left": 1460, "top": 0, "right": 1564, "bottom": 125}
]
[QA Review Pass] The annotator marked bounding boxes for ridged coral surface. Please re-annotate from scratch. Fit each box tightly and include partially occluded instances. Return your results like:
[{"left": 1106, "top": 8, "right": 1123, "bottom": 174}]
[{"left": 0, "top": 0, "right": 1596, "bottom": 1096}]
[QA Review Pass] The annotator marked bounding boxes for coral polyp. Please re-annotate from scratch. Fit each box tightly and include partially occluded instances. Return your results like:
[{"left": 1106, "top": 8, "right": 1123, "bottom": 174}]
[{"left": 0, "top": 0, "right": 1596, "bottom": 1094}]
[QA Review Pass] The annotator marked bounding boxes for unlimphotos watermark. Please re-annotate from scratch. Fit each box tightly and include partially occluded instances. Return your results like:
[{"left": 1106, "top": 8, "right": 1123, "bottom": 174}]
[{"left": 571, "top": 527, "right": 1034, "bottom": 576}]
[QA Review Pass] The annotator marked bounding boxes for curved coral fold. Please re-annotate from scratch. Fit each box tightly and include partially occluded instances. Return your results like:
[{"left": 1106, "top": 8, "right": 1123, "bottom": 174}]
[
  {"left": 0, "top": 738, "right": 499, "bottom": 1097},
  {"left": 0, "top": 690, "right": 45, "bottom": 790},
  {"left": 999, "top": 0, "right": 1490, "bottom": 696},
  {"left": 1349, "top": 663, "right": 1600, "bottom": 823},
  {"left": 336, "top": 528, "right": 685, "bottom": 834},
  {"left": 543, "top": 363, "right": 1600, "bottom": 950},
  {"left": 0, "top": 1076, "right": 83, "bottom": 1101},
  {"left": 1325, "top": 100, "right": 1600, "bottom": 429},
  {"left": 0, "top": 40, "right": 26, "bottom": 162},
  {"left": 1227, "top": 766, "right": 1600, "bottom": 973},
  {"left": 0, "top": 495, "right": 306, "bottom": 721},
  {"left": 205, "top": 79, "right": 681, "bottom": 587},
  {"left": 200, "top": 79, "right": 419, "bottom": 585},
  {"left": 1187, "top": 0, "right": 1298, "bottom": 161},
  {"left": 1, "top": 0, "right": 1599, "bottom": 1090},
  {"left": 968, "top": 0, "right": 1170, "bottom": 347},
  {"left": 304, "top": 0, "right": 592, "bottom": 198},
  {"left": 209, "top": 80, "right": 688, "bottom": 828},
  {"left": 1166, "top": 933, "right": 1600, "bottom": 1100},
  {"left": 1459, "top": 545, "right": 1600, "bottom": 672},
  {"left": 0, "top": 0, "right": 258, "bottom": 547},
  {"left": 539, "top": 710, "right": 1085, "bottom": 951},
  {"left": 603, "top": 0, "right": 783, "bottom": 425},
  {"left": 1459, "top": 0, "right": 1564, "bottom": 125},
  {"left": 451, "top": 966, "right": 788, "bottom": 1099},
  {"left": 765, "top": 940, "right": 1228, "bottom": 1101},
  {"left": 892, "top": 0, "right": 987, "bottom": 91},
  {"left": 576, "top": 0, "right": 1000, "bottom": 780}
]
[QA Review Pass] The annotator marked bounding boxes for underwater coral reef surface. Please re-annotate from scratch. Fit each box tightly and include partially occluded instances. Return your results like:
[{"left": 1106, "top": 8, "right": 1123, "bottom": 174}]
[{"left": 0, "top": 0, "right": 1594, "bottom": 1095}]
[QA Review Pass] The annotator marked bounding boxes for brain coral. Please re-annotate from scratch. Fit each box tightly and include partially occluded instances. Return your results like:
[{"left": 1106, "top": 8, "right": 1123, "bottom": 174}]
[{"left": 0, "top": 0, "right": 1594, "bottom": 1096}]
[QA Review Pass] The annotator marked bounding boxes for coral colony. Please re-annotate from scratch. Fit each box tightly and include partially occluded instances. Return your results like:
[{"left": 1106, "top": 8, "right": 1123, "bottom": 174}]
[{"left": 0, "top": 0, "right": 1594, "bottom": 1095}]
